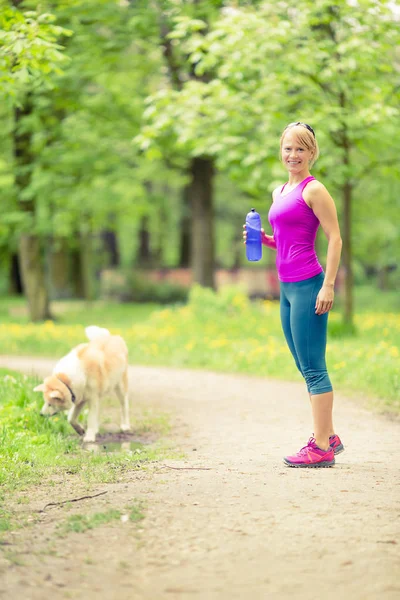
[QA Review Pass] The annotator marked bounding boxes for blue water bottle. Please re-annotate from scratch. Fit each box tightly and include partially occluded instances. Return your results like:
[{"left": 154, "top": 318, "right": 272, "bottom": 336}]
[{"left": 245, "top": 208, "right": 262, "bottom": 262}]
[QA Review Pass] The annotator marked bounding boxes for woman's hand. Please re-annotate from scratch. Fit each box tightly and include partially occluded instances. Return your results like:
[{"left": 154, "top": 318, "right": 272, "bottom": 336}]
[
  {"left": 243, "top": 225, "right": 276, "bottom": 249},
  {"left": 315, "top": 284, "right": 334, "bottom": 315},
  {"left": 261, "top": 228, "right": 276, "bottom": 249}
]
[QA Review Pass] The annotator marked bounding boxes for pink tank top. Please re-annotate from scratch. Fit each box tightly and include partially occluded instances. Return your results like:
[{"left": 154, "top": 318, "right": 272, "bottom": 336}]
[{"left": 268, "top": 175, "right": 323, "bottom": 282}]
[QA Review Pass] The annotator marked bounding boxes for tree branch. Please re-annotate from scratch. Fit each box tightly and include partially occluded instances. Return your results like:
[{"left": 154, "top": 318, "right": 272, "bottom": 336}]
[{"left": 39, "top": 491, "right": 108, "bottom": 512}]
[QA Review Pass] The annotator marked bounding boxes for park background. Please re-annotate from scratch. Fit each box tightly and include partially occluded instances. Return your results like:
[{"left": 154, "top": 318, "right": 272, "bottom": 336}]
[
  {"left": 1, "top": 0, "right": 400, "bottom": 567},
  {"left": 0, "top": 0, "right": 400, "bottom": 500}
]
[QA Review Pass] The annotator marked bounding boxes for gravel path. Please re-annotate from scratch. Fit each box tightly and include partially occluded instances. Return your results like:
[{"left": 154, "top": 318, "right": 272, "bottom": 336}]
[{"left": 0, "top": 356, "right": 399, "bottom": 600}]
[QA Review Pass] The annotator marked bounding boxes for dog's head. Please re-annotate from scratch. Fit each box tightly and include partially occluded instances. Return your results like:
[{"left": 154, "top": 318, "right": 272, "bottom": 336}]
[{"left": 33, "top": 375, "right": 75, "bottom": 416}]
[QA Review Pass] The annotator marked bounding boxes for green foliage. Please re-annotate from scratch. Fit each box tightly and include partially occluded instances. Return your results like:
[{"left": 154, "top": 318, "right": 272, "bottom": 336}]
[
  {"left": 0, "top": 2, "right": 71, "bottom": 98},
  {"left": 0, "top": 0, "right": 180, "bottom": 253},
  {"left": 1, "top": 0, "right": 399, "bottom": 319},
  {"left": 188, "top": 283, "right": 250, "bottom": 318},
  {"left": 138, "top": 0, "right": 400, "bottom": 266}
]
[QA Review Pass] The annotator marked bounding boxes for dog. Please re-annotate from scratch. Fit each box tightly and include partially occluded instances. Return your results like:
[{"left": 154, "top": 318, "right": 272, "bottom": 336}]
[{"left": 33, "top": 326, "right": 130, "bottom": 443}]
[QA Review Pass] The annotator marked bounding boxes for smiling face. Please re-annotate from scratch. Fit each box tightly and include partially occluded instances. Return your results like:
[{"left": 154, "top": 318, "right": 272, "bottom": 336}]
[
  {"left": 33, "top": 375, "right": 74, "bottom": 416},
  {"left": 281, "top": 130, "right": 315, "bottom": 176}
]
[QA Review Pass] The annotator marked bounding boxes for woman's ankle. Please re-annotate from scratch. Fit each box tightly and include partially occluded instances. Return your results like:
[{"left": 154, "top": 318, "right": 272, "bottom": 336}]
[{"left": 314, "top": 436, "right": 330, "bottom": 451}]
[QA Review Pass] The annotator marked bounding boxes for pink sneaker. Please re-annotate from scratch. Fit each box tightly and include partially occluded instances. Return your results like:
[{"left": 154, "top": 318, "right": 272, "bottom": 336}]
[
  {"left": 329, "top": 434, "right": 345, "bottom": 455},
  {"left": 284, "top": 438, "right": 335, "bottom": 468},
  {"left": 311, "top": 433, "right": 345, "bottom": 455}
]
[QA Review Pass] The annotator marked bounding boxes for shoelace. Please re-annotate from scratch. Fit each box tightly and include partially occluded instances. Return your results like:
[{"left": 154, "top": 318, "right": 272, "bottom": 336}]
[
  {"left": 294, "top": 437, "right": 332, "bottom": 457},
  {"left": 297, "top": 437, "right": 316, "bottom": 454},
  {"left": 308, "top": 437, "right": 333, "bottom": 454}
]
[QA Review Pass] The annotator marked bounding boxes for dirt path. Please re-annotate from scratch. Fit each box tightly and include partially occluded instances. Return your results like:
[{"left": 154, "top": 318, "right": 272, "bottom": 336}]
[{"left": 1, "top": 356, "right": 399, "bottom": 600}]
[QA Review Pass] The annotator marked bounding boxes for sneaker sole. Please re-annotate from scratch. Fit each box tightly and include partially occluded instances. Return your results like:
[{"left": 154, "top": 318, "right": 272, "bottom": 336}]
[
  {"left": 332, "top": 444, "right": 345, "bottom": 455},
  {"left": 283, "top": 458, "right": 335, "bottom": 468}
]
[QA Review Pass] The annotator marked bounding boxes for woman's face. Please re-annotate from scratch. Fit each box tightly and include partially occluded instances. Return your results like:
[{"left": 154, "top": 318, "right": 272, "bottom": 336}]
[{"left": 281, "top": 129, "right": 314, "bottom": 174}]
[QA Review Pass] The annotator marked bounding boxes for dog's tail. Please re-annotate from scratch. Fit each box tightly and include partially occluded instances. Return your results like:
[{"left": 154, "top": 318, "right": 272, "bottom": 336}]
[{"left": 85, "top": 326, "right": 111, "bottom": 341}]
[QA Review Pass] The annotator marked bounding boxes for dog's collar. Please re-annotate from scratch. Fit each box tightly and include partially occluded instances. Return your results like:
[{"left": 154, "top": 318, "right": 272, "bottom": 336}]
[{"left": 57, "top": 378, "right": 76, "bottom": 404}]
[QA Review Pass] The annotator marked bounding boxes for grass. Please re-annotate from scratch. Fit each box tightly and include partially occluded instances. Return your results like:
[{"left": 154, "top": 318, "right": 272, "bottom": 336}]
[
  {"left": 58, "top": 509, "right": 122, "bottom": 535},
  {"left": 0, "top": 370, "right": 173, "bottom": 492},
  {"left": 0, "top": 285, "right": 398, "bottom": 538},
  {"left": 0, "top": 296, "right": 160, "bottom": 327},
  {"left": 57, "top": 501, "right": 144, "bottom": 536},
  {"left": 0, "top": 369, "right": 176, "bottom": 534},
  {"left": 0, "top": 286, "right": 399, "bottom": 414},
  {"left": 0, "top": 510, "right": 11, "bottom": 533}
]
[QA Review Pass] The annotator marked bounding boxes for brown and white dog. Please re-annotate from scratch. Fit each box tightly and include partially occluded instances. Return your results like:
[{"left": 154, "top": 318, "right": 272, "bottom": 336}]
[{"left": 33, "top": 326, "right": 130, "bottom": 443}]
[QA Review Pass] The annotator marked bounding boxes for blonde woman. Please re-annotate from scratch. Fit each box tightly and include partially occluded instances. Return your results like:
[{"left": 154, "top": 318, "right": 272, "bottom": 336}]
[{"left": 244, "top": 122, "right": 343, "bottom": 467}]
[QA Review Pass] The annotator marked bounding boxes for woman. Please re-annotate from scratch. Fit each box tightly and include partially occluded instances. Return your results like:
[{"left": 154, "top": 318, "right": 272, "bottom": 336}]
[{"left": 243, "top": 122, "right": 343, "bottom": 468}]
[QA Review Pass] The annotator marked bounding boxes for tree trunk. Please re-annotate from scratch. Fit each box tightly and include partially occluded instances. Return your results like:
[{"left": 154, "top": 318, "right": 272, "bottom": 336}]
[
  {"left": 50, "top": 239, "right": 71, "bottom": 299},
  {"left": 70, "top": 247, "right": 85, "bottom": 298},
  {"left": 337, "top": 87, "right": 354, "bottom": 328},
  {"left": 14, "top": 101, "right": 51, "bottom": 321},
  {"left": 69, "top": 231, "right": 96, "bottom": 300},
  {"left": 79, "top": 232, "right": 96, "bottom": 300},
  {"left": 377, "top": 266, "right": 390, "bottom": 291},
  {"left": 102, "top": 229, "right": 120, "bottom": 268},
  {"left": 138, "top": 215, "right": 152, "bottom": 268},
  {"left": 179, "top": 184, "right": 191, "bottom": 267},
  {"left": 342, "top": 179, "right": 353, "bottom": 326},
  {"left": 16, "top": 231, "right": 51, "bottom": 321},
  {"left": 18, "top": 235, "right": 51, "bottom": 321},
  {"left": 154, "top": 193, "right": 168, "bottom": 266},
  {"left": 232, "top": 241, "right": 241, "bottom": 270},
  {"left": 8, "top": 254, "right": 23, "bottom": 295},
  {"left": 190, "top": 157, "right": 215, "bottom": 289}
]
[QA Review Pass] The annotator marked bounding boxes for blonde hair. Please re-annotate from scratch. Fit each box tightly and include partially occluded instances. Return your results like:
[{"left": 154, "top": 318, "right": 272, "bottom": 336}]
[{"left": 280, "top": 123, "right": 320, "bottom": 167}]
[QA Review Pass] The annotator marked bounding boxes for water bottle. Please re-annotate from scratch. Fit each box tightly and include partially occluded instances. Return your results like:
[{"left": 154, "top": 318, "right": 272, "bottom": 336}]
[{"left": 245, "top": 208, "right": 262, "bottom": 261}]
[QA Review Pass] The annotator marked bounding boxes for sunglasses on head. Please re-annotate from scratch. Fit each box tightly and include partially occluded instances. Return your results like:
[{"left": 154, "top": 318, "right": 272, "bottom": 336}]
[{"left": 286, "top": 122, "right": 316, "bottom": 137}]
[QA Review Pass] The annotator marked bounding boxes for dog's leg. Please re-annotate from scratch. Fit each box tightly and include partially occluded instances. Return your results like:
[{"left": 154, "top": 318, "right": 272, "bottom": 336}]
[
  {"left": 116, "top": 372, "right": 130, "bottom": 433},
  {"left": 83, "top": 397, "right": 100, "bottom": 443},
  {"left": 68, "top": 402, "right": 85, "bottom": 436}
]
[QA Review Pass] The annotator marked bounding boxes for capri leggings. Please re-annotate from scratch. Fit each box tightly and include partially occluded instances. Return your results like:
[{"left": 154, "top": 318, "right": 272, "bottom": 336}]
[{"left": 280, "top": 272, "right": 332, "bottom": 396}]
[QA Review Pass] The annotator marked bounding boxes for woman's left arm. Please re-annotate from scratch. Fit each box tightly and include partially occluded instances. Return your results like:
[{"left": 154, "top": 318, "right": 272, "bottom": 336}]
[{"left": 304, "top": 182, "right": 343, "bottom": 315}]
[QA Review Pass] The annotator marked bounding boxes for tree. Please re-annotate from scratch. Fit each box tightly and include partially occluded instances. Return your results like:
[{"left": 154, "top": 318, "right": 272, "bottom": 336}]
[
  {"left": 152, "top": 0, "right": 400, "bottom": 324},
  {"left": 0, "top": 1, "right": 68, "bottom": 94},
  {"left": 1, "top": 0, "right": 163, "bottom": 315},
  {"left": 282, "top": 0, "right": 400, "bottom": 325},
  {"left": 136, "top": 1, "right": 231, "bottom": 289},
  {"left": 1, "top": 1, "right": 70, "bottom": 319}
]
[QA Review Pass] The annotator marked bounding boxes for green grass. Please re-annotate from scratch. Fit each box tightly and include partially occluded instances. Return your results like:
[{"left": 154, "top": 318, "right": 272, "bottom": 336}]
[
  {"left": 0, "top": 510, "right": 11, "bottom": 532},
  {"left": 0, "top": 285, "right": 399, "bottom": 416},
  {"left": 0, "top": 296, "right": 160, "bottom": 327},
  {"left": 57, "top": 501, "right": 145, "bottom": 536},
  {"left": 58, "top": 509, "right": 122, "bottom": 535},
  {"left": 128, "top": 501, "right": 145, "bottom": 522},
  {"left": 347, "top": 285, "right": 400, "bottom": 313},
  {"left": 0, "top": 285, "right": 398, "bottom": 538},
  {"left": 0, "top": 369, "right": 176, "bottom": 534}
]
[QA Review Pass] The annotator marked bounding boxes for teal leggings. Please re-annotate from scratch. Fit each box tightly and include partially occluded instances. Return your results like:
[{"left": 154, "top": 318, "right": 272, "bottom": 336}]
[{"left": 280, "top": 272, "right": 332, "bottom": 396}]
